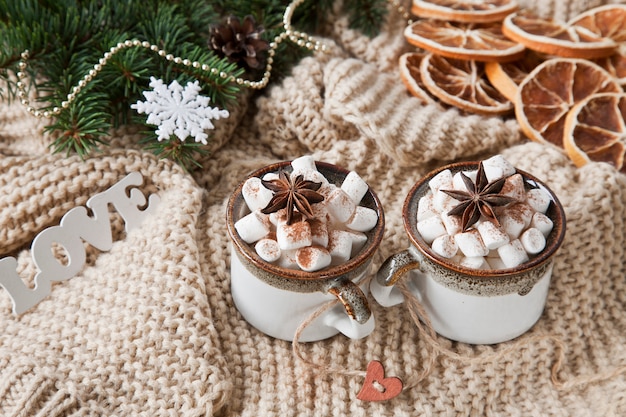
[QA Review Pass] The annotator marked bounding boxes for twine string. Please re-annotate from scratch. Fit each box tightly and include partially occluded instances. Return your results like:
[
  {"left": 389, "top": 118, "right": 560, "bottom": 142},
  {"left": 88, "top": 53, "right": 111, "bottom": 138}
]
[
  {"left": 291, "top": 272, "right": 377, "bottom": 379},
  {"left": 293, "top": 272, "right": 626, "bottom": 392}
]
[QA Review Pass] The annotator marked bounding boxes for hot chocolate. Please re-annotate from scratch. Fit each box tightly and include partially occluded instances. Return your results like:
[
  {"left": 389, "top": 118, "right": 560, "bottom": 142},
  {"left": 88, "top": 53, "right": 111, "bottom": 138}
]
[
  {"left": 415, "top": 155, "right": 554, "bottom": 270},
  {"left": 234, "top": 156, "right": 379, "bottom": 272}
]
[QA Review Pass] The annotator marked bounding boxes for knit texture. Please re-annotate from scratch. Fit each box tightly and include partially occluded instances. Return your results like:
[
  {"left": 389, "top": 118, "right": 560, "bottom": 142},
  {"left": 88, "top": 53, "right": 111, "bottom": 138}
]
[
  {"left": 2, "top": 0, "right": 626, "bottom": 416},
  {"left": 0, "top": 145, "right": 232, "bottom": 415}
]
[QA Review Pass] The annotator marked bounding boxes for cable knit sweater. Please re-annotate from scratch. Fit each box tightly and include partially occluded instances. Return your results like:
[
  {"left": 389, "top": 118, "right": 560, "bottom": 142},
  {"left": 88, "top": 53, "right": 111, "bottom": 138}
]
[{"left": 1, "top": 0, "right": 625, "bottom": 416}]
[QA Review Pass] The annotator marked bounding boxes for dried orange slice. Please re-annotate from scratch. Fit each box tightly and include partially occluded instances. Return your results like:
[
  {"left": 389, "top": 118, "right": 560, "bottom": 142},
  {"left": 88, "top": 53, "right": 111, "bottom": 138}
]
[
  {"left": 502, "top": 11, "right": 617, "bottom": 59},
  {"left": 484, "top": 50, "right": 546, "bottom": 101},
  {"left": 420, "top": 52, "right": 513, "bottom": 115},
  {"left": 404, "top": 20, "right": 525, "bottom": 62},
  {"left": 569, "top": 4, "right": 626, "bottom": 43},
  {"left": 398, "top": 52, "right": 438, "bottom": 104},
  {"left": 514, "top": 58, "right": 622, "bottom": 148},
  {"left": 410, "top": 0, "right": 518, "bottom": 23},
  {"left": 563, "top": 93, "right": 626, "bottom": 173},
  {"left": 594, "top": 49, "right": 626, "bottom": 85}
]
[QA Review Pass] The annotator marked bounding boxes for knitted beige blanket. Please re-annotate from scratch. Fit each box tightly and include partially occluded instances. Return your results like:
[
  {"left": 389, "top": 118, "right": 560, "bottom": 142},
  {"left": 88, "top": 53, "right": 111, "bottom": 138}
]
[{"left": 1, "top": 0, "right": 625, "bottom": 415}]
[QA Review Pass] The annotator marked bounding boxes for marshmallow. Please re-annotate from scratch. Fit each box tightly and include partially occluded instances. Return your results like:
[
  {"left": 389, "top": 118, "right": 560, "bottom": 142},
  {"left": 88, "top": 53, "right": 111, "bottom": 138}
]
[
  {"left": 276, "top": 249, "right": 299, "bottom": 269},
  {"left": 434, "top": 189, "right": 458, "bottom": 213},
  {"left": 290, "top": 156, "right": 329, "bottom": 191},
  {"left": 310, "top": 201, "right": 328, "bottom": 220},
  {"left": 531, "top": 212, "right": 554, "bottom": 237},
  {"left": 417, "top": 215, "right": 447, "bottom": 244},
  {"left": 454, "top": 229, "right": 489, "bottom": 257},
  {"left": 341, "top": 171, "right": 369, "bottom": 204},
  {"left": 441, "top": 212, "right": 462, "bottom": 236},
  {"left": 346, "top": 206, "right": 378, "bottom": 232},
  {"left": 242, "top": 177, "right": 275, "bottom": 212},
  {"left": 453, "top": 170, "right": 477, "bottom": 190},
  {"left": 497, "top": 239, "right": 529, "bottom": 268},
  {"left": 235, "top": 211, "right": 271, "bottom": 243},
  {"left": 343, "top": 229, "right": 368, "bottom": 256},
  {"left": 316, "top": 182, "right": 336, "bottom": 199},
  {"left": 268, "top": 210, "right": 283, "bottom": 225},
  {"left": 482, "top": 154, "right": 516, "bottom": 182},
  {"left": 327, "top": 230, "right": 353, "bottom": 265},
  {"left": 291, "top": 155, "right": 317, "bottom": 172},
  {"left": 255, "top": 238, "right": 281, "bottom": 262},
  {"left": 500, "top": 203, "right": 533, "bottom": 239},
  {"left": 486, "top": 256, "right": 507, "bottom": 270},
  {"left": 431, "top": 234, "right": 458, "bottom": 258},
  {"left": 326, "top": 188, "right": 357, "bottom": 223},
  {"left": 460, "top": 256, "right": 489, "bottom": 270},
  {"left": 500, "top": 173, "right": 525, "bottom": 202},
  {"left": 520, "top": 228, "right": 546, "bottom": 255},
  {"left": 417, "top": 193, "right": 438, "bottom": 221},
  {"left": 292, "top": 168, "right": 329, "bottom": 189},
  {"left": 476, "top": 219, "right": 510, "bottom": 250},
  {"left": 526, "top": 188, "right": 552, "bottom": 214},
  {"left": 276, "top": 220, "right": 312, "bottom": 250},
  {"left": 308, "top": 218, "right": 329, "bottom": 247},
  {"left": 515, "top": 203, "right": 534, "bottom": 227},
  {"left": 262, "top": 172, "right": 279, "bottom": 181},
  {"left": 429, "top": 169, "right": 453, "bottom": 193},
  {"left": 296, "top": 246, "right": 332, "bottom": 272},
  {"left": 499, "top": 213, "right": 525, "bottom": 240}
]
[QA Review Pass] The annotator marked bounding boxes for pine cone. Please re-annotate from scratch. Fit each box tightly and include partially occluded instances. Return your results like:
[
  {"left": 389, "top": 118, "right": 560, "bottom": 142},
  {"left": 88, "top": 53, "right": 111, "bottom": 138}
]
[{"left": 209, "top": 15, "right": 270, "bottom": 71}]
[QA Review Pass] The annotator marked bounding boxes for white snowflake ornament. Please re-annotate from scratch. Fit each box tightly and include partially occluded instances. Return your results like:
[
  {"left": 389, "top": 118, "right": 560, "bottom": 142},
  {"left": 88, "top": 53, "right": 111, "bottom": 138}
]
[{"left": 131, "top": 77, "right": 229, "bottom": 145}]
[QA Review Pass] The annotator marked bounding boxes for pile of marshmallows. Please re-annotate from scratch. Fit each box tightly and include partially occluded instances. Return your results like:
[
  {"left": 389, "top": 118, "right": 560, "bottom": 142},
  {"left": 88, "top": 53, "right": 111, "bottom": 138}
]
[
  {"left": 417, "top": 155, "right": 554, "bottom": 270},
  {"left": 234, "top": 156, "right": 378, "bottom": 272}
]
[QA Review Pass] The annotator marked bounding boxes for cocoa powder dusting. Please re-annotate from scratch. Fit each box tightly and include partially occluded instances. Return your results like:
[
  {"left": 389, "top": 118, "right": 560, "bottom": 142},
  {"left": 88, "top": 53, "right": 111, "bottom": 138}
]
[
  {"left": 308, "top": 218, "right": 324, "bottom": 236},
  {"left": 296, "top": 246, "right": 313, "bottom": 269},
  {"left": 284, "top": 220, "right": 311, "bottom": 243},
  {"left": 505, "top": 203, "right": 533, "bottom": 224}
]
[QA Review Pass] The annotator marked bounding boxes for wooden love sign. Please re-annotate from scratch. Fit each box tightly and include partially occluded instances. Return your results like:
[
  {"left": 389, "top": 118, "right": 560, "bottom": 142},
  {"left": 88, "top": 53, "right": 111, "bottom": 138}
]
[{"left": 0, "top": 172, "right": 159, "bottom": 315}]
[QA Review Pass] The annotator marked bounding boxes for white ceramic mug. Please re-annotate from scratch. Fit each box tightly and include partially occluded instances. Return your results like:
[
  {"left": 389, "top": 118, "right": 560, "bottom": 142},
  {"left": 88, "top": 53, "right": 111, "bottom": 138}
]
[
  {"left": 370, "top": 161, "right": 566, "bottom": 345},
  {"left": 226, "top": 161, "right": 385, "bottom": 342}
]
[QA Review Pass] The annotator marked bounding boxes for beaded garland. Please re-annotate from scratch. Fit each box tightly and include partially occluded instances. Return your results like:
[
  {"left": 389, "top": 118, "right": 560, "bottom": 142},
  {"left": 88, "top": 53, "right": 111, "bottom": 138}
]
[{"left": 15, "top": 0, "right": 413, "bottom": 120}]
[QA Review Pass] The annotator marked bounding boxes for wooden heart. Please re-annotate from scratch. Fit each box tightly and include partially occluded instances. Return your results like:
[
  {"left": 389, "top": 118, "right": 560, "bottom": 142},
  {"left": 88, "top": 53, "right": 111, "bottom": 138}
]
[{"left": 357, "top": 360, "right": 403, "bottom": 401}]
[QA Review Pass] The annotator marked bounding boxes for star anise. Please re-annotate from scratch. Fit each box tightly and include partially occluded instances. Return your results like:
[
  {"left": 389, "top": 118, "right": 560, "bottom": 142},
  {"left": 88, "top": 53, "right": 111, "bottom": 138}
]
[
  {"left": 441, "top": 162, "right": 518, "bottom": 232},
  {"left": 261, "top": 171, "right": 325, "bottom": 225}
]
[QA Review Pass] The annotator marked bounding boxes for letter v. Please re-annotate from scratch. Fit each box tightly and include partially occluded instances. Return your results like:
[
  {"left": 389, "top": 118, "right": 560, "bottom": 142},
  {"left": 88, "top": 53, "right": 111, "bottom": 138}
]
[{"left": 61, "top": 194, "right": 113, "bottom": 251}]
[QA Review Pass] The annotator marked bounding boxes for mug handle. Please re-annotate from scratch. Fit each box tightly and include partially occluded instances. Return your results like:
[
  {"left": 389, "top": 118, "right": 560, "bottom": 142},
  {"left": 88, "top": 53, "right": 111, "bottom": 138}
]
[
  {"left": 370, "top": 249, "right": 422, "bottom": 307},
  {"left": 322, "top": 279, "right": 375, "bottom": 340},
  {"left": 326, "top": 279, "right": 371, "bottom": 324}
]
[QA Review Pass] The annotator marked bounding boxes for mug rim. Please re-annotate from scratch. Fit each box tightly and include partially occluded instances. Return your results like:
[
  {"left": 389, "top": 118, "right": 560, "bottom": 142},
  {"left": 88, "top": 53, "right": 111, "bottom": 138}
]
[
  {"left": 227, "top": 160, "right": 385, "bottom": 282},
  {"left": 402, "top": 160, "right": 566, "bottom": 278}
]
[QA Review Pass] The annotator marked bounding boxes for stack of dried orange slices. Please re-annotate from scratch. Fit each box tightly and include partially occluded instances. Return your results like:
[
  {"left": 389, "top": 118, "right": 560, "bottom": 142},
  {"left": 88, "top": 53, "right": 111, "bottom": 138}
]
[
  {"left": 400, "top": 0, "right": 522, "bottom": 115},
  {"left": 399, "top": 1, "right": 626, "bottom": 173},
  {"left": 490, "top": 4, "right": 626, "bottom": 173}
]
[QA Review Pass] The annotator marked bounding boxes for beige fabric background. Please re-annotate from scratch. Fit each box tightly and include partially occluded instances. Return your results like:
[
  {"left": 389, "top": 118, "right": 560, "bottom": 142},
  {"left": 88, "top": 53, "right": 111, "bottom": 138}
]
[{"left": 1, "top": 0, "right": 625, "bottom": 415}]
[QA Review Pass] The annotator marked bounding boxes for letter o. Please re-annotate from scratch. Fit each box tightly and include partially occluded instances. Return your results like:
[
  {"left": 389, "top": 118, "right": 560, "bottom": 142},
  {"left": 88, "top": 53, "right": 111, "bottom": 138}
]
[{"left": 31, "top": 225, "right": 86, "bottom": 282}]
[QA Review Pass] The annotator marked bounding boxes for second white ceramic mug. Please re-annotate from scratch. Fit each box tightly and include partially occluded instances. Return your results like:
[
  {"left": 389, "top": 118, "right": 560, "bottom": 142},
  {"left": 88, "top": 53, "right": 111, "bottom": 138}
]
[{"left": 370, "top": 161, "right": 566, "bottom": 345}]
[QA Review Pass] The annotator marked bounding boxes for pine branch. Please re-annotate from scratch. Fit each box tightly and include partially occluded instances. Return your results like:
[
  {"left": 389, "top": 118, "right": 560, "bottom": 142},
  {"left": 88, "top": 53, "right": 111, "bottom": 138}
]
[
  {"left": 343, "top": 0, "right": 389, "bottom": 38},
  {"left": 44, "top": 89, "right": 110, "bottom": 159},
  {"left": 141, "top": 136, "right": 208, "bottom": 172},
  {"left": 0, "top": 0, "right": 389, "bottom": 170}
]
